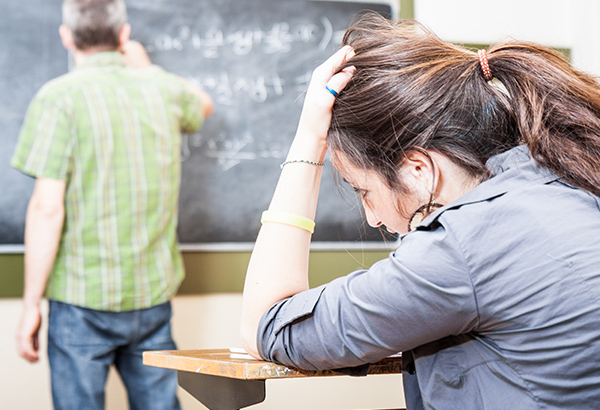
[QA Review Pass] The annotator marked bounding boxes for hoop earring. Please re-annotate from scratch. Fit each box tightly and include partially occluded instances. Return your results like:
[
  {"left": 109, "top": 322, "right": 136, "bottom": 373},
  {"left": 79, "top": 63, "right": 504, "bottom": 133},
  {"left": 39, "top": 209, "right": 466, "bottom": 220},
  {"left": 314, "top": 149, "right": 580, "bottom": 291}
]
[{"left": 407, "top": 201, "right": 443, "bottom": 232}]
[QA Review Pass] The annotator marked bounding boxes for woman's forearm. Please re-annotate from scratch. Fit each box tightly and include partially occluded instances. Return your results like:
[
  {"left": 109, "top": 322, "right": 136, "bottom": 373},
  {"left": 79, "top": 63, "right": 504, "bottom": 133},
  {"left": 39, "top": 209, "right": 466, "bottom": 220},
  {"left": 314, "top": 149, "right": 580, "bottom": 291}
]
[
  {"left": 240, "top": 46, "right": 355, "bottom": 358},
  {"left": 241, "top": 136, "right": 326, "bottom": 357}
]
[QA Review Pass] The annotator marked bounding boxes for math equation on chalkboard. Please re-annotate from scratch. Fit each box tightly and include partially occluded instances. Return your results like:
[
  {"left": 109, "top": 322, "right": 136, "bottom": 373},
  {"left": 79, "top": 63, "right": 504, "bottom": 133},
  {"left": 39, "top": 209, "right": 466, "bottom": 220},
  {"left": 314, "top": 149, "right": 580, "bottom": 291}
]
[{"left": 125, "top": 0, "right": 395, "bottom": 245}]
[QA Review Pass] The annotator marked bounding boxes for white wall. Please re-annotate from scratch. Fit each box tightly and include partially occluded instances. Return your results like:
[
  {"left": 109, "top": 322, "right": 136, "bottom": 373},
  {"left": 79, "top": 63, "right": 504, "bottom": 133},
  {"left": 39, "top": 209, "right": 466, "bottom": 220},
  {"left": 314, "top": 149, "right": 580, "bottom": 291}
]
[
  {"left": 414, "top": 0, "right": 600, "bottom": 75},
  {"left": 1, "top": 296, "right": 404, "bottom": 410}
]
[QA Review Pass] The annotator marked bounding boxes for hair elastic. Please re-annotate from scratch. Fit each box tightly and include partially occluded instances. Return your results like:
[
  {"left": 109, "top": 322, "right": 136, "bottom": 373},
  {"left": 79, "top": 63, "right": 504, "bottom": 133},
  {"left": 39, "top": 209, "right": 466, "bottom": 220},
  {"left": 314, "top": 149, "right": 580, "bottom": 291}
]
[
  {"left": 261, "top": 210, "right": 315, "bottom": 234},
  {"left": 280, "top": 159, "right": 324, "bottom": 169},
  {"left": 477, "top": 49, "right": 493, "bottom": 81}
]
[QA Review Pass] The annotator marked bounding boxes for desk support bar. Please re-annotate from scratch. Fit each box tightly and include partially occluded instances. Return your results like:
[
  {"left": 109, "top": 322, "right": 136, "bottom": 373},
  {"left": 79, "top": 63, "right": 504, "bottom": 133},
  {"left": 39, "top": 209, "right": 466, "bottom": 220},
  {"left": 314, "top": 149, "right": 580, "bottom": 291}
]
[{"left": 178, "top": 370, "right": 266, "bottom": 410}]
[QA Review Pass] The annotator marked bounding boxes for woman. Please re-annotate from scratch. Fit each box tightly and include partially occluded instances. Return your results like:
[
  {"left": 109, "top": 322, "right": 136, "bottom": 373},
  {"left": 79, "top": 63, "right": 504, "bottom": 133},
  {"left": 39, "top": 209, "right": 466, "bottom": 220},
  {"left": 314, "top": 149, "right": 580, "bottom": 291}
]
[{"left": 241, "top": 14, "right": 600, "bottom": 409}]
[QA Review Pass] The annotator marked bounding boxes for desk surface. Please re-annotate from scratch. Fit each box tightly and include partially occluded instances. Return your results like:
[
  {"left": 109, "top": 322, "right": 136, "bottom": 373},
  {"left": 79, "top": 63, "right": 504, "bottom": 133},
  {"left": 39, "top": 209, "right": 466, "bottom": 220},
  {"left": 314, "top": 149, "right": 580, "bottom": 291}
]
[{"left": 143, "top": 349, "right": 402, "bottom": 380}]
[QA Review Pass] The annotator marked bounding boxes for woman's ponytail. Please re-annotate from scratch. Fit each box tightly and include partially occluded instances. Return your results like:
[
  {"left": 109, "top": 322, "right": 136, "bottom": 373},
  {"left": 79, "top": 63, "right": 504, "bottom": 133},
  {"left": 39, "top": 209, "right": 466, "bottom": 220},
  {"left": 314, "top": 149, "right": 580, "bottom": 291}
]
[{"left": 488, "top": 43, "right": 600, "bottom": 197}]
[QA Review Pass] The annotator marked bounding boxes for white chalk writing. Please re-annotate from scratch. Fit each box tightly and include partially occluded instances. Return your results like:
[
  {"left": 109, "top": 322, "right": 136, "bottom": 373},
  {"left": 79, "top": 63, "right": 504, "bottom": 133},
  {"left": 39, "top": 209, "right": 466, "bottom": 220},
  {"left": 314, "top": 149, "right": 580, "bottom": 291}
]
[
  {"left": 187, "top": 70, "right": 309, "bottom": 106},
  {"left": 182, "top": 131, "right": 288, "bottom": 171},
  {"left": 148, "top": 17, "right": 334, "bottom": 56}
]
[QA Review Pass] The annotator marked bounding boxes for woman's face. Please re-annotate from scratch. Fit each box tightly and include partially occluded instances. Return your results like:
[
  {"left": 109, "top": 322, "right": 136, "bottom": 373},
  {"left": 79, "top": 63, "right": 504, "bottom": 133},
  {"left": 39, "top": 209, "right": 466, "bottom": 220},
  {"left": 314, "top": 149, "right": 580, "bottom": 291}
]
[
  {"left": 334, "top": 149, "right": 481, "bottom": 234},
  {"left": 335, "top": 157, "right": 422, "bottom": 235}
]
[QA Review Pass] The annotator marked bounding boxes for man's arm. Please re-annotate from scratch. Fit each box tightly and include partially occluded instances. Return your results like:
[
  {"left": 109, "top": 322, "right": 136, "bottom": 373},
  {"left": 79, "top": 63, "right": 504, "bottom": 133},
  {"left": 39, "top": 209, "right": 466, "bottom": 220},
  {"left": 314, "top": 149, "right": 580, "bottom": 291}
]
[
  {"left": 181, "top": 78, "right": 214, "bottom": 118},
  {"left": 120, "top": 40, "right": 214, "bottom": 118},
  {"left": 16, "top": 177, "right": 66, "bottom": 363}
]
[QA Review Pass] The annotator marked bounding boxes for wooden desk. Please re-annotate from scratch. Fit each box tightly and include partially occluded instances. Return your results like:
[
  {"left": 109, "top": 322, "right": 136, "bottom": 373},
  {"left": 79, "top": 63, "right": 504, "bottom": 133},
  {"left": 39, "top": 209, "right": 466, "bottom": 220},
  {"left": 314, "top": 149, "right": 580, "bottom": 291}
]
[{"left": 143, "top": 349, "right": 403, "bottom": 410}]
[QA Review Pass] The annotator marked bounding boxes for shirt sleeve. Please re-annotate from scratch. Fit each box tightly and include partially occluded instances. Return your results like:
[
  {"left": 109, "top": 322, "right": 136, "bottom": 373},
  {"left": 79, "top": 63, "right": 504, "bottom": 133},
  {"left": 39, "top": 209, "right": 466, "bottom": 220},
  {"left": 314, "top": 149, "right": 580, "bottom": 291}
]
[
  {"left": 176, "top": 77, "right": 205, "bottom": 134},
  {"left": 11, "top": 94, "right": 72, "bottom": 180},
  {"left": 257, "top": 222, "right": 480, "bottom": 371}
]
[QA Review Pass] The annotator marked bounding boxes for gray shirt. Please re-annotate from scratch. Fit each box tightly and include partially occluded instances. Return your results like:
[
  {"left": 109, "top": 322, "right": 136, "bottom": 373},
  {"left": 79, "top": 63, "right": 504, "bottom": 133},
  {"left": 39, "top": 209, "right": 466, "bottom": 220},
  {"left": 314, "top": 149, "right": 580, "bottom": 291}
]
[{"left": 257, "top": 146, "right": 600, "bottom": 409}]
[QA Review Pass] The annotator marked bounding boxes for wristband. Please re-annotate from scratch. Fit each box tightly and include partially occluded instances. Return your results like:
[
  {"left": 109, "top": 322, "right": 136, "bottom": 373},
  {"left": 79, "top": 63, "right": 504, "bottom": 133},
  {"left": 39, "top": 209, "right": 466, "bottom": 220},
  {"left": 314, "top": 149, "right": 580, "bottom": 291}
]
[{"left": 260, "top": 210, "right": 315, "bottom": 234}]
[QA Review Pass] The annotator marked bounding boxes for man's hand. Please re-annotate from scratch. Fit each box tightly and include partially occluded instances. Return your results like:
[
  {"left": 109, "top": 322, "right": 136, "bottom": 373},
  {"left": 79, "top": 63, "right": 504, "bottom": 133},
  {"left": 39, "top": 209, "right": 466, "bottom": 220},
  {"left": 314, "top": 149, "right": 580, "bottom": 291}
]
[
  {"left": 16, "top": 302, "right": 42, "bottom": 363},
  {"left": 120, "top": 40, "right": 152, "bottom": 68}
]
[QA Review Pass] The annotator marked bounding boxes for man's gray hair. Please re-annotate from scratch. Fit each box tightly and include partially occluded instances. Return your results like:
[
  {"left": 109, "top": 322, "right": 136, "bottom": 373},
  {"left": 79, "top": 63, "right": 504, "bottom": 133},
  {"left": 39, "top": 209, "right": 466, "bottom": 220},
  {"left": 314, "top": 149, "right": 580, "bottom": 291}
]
[{"left": 62, "top": 0, "right": 127, "bottom": 50}]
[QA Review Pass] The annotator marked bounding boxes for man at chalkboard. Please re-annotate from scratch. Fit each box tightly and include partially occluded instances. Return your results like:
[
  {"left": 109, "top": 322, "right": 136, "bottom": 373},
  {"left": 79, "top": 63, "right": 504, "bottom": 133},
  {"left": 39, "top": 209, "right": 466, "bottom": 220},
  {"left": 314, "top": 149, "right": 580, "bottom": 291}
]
[{"left": 12, "top": 0, "right": 213, "bottom": 409}]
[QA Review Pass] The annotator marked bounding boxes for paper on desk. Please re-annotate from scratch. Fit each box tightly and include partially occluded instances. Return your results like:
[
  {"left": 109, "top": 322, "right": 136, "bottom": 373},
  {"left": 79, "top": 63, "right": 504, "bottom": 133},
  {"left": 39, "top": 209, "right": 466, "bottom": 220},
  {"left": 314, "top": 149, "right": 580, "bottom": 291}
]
[{"left": 229, "top": 347, "right": 256, "bottom": 360}]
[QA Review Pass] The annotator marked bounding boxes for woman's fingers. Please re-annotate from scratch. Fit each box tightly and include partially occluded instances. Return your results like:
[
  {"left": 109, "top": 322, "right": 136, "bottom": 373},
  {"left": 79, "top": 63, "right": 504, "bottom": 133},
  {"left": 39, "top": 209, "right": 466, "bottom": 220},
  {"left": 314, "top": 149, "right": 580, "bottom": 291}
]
[
  {"left": 325, "top": 65, "right": 356, "bottom": 99},
  {"left": 295, "top": 46, "right": 356, "bottom": 141},
  {"left": 310, "top": 46, "right": 355, "bottom": 92},
  {"left": 314, "top": 46, "right": 355, "bottom": 82},
  {"left": 307, "top": 45, "right": 356, "bottom": 106}
]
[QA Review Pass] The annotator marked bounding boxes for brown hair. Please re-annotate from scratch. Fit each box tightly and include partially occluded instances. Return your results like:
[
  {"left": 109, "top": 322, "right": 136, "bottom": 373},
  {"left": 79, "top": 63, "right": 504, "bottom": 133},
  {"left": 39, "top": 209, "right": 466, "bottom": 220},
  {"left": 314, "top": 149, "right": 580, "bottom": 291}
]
[{"left": 328, "top": 14, "right": 600, "bottom": 198}]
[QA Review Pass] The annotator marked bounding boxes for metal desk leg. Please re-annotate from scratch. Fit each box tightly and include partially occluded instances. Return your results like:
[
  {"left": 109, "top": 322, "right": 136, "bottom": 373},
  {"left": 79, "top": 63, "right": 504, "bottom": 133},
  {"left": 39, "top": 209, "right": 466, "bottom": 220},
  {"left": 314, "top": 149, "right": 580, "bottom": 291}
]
[{"left": 178, "top": 370, "right": 266, "bottom": 410}]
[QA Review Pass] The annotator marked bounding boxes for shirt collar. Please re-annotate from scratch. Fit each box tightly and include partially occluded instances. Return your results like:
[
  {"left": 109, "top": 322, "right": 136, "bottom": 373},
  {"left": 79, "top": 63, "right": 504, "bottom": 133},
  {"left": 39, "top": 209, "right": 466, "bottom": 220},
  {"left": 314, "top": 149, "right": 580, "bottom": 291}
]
[{"left": 75, "top": 51, "right": 126, "bottom": 70}]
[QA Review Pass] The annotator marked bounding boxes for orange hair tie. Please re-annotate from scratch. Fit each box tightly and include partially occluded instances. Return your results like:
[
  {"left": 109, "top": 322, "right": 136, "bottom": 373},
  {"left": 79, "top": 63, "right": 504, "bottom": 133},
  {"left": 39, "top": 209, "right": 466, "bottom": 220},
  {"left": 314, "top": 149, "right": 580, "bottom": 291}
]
[{"left": 477, "top": 49, "right": 493, "bottom": 81}]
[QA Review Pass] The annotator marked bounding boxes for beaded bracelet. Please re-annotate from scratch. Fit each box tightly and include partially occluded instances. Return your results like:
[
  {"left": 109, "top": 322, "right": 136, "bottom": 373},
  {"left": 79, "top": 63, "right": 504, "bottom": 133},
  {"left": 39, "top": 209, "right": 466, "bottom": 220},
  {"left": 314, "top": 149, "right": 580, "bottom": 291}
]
[
  {"left": 261, "top": 210, "right": 315, "bottom": 234},
  {"left": 280, "top": 159, "right": 325, "bottom": 170}
]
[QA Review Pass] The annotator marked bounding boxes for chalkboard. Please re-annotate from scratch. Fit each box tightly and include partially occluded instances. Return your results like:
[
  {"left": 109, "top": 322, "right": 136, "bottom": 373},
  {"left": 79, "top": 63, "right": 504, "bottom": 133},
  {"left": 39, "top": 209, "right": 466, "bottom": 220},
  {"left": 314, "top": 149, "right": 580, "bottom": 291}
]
[
  {"left": 0, "top": 0, "right": 67, "bottom": 245},
  {"left": 0, "top": 0, "right": 396, "bottom": 249}
]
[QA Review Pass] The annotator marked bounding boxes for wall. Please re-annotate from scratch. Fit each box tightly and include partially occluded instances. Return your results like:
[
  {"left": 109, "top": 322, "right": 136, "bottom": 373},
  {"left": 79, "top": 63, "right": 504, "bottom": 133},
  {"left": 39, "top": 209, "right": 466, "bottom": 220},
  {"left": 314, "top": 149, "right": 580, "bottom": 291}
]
[
  {"left": 1, "top": 295, "right": 405, "bottom": 410},
  {"left": 1, "top": 248, "right": 395, "bottom": 407},
  {"left": 414, "top": 0, "right": 600, "bottom": 75}
]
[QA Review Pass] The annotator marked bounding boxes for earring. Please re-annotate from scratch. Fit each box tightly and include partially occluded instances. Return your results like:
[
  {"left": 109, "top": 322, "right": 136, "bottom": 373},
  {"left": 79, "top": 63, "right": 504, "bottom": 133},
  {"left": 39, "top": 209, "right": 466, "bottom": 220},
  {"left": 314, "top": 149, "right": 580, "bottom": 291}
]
[
  {"left": 407, "top": 202, "right": 443, "bottom": 232},
  {"left": 406, "top": 148, "right": 444, "bottom": 232}
]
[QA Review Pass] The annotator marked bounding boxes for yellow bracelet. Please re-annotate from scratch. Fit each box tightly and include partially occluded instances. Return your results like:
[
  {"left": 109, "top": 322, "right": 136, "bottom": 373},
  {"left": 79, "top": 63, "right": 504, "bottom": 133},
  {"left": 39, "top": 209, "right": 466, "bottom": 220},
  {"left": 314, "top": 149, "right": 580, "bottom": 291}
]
[{"left": 260, "top": 210, "right": 315, "bottom": 234}]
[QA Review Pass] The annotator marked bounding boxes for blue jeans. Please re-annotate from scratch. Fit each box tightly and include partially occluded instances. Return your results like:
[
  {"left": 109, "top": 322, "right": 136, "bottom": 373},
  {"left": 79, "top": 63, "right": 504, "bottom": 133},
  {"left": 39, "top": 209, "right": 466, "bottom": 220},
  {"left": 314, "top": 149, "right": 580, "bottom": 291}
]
[{"left": 48, "top": 300, "right": 181, "bottom": 410}]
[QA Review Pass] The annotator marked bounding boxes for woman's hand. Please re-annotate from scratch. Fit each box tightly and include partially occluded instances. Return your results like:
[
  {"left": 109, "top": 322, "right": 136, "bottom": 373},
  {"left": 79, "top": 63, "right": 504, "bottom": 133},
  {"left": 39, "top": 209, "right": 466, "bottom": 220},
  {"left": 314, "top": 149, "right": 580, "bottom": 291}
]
[{"left": 294, "top": 46, "right": 356, "bottom": 154}]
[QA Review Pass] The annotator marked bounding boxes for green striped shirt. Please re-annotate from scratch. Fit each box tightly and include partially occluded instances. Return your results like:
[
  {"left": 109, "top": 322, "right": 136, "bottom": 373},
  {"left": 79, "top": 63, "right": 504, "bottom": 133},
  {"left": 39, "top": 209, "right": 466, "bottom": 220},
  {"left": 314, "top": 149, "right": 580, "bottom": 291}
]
[{"left": 12, "top": 52, "right": 205, "bottom": 311}]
